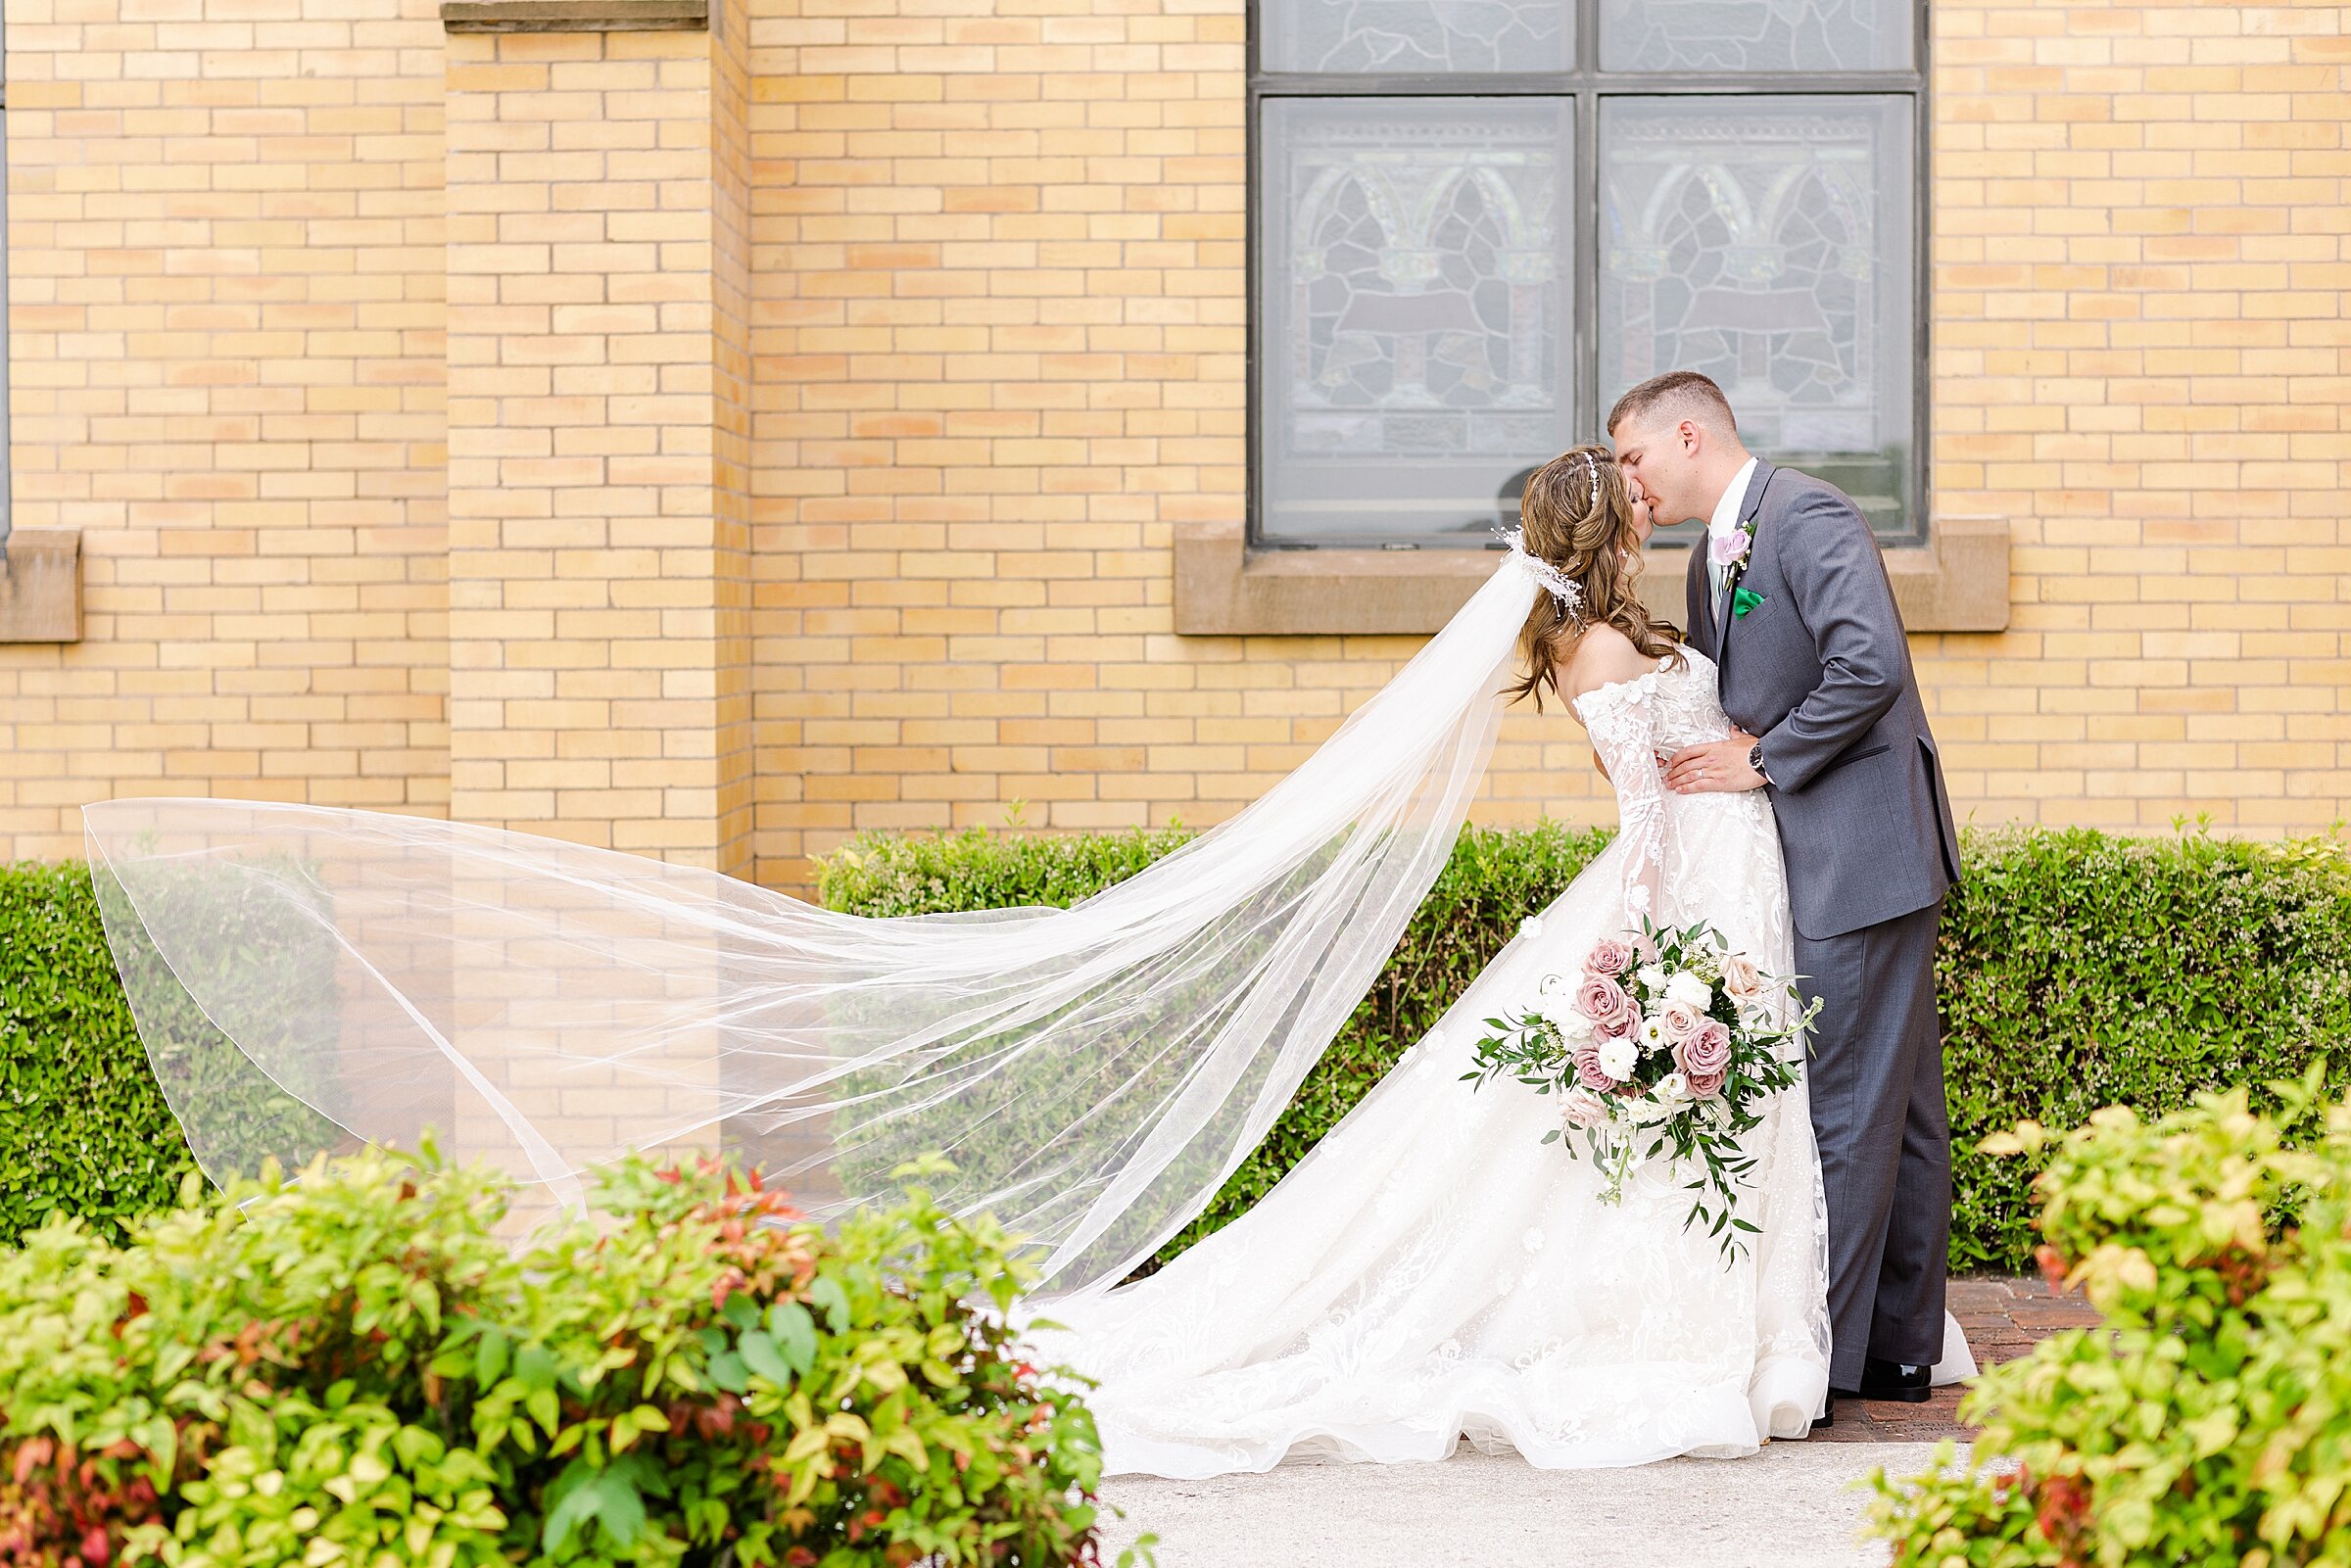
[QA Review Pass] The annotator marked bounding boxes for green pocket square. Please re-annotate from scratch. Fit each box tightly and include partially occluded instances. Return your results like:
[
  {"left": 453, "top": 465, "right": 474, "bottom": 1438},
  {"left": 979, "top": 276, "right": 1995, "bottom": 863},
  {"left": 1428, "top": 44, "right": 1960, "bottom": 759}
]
[{"left": 1731, "top": 586, "right": 1763, "bottom": 618}]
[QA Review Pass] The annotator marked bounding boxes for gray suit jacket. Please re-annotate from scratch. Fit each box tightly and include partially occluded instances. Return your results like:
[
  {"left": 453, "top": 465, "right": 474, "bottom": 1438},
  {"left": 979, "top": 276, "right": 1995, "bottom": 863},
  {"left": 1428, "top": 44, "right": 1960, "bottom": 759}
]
[{"left": 1685, "top": 461, "right": 1961, "bottom": 941}]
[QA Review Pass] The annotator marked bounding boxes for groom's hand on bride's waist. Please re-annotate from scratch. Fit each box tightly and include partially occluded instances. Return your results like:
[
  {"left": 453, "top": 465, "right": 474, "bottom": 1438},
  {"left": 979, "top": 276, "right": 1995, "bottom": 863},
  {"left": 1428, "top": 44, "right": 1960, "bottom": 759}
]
[{"left": 1663, "top": 732, "right": 1766, "bottom": 795}]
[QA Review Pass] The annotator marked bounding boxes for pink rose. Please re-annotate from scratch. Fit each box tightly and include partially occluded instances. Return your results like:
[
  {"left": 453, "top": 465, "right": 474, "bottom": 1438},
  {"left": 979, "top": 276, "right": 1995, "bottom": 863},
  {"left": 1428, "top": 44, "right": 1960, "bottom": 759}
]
[
  {"left": 1630, "top": 930, "right": 1660, "bottom": 966},
  {"left": 1686, "top": 1069, "right": 1726, "bottom": 1099},
  {"left": 1709, "top": 527, "right": 1751, "bottom": 569},
  {"left": 1571, "top": 1043, "right": 1613, "bottom": 1093},
  {"left": 1573, "top": 974, "right": 1633, "bottom": 1030},
  {"left": 1658, "top": 1000, "right": 1704, "bottom": 1043},
  {"left": 1583, "top": 936, "right": 1635, "bottom": 977},
  {"left": 1559, "top": 1085, "right": 1608, "bottom": 1130},
  {"left": 1674, "top": 1019, "right": 1733, "bottom": 1079},
  {"left": 1718, "top": 954, "right": 1763, "bottom": 999}
]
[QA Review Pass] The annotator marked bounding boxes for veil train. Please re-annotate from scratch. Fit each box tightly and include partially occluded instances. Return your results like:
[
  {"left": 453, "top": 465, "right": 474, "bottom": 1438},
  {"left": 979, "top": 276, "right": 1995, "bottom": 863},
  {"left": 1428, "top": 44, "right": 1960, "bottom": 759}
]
[{"left": 85, "top": 562, "right": 1544, "bottom": 1298}]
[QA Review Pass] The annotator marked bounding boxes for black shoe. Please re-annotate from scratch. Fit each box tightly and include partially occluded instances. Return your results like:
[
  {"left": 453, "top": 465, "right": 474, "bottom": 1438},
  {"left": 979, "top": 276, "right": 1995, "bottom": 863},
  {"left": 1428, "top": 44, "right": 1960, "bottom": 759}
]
[
  {"left": 1810, "top": 1392, "right": 1835, "bottom": 1432},
  {"left": 1854, "top": 1357, "right": 1933, "bottom": 1403}
]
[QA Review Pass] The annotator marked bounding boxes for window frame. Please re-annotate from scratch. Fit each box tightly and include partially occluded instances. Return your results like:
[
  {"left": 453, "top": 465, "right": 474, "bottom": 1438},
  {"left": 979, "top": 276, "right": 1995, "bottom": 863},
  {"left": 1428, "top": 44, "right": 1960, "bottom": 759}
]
[{"left": 1244, "top": 0, "right": 1932, "bottom": 552}]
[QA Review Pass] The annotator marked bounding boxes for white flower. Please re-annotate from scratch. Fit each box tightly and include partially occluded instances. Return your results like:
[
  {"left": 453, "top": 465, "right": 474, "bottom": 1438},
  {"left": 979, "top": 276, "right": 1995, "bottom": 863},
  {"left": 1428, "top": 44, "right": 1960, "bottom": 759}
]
[
  {"left": 1518, "top": 916, "right": 1545, "bottom": 941},
  {"left": 1636, "top": 965, "right": 1668, "bottom": 997},
  {"left": 1664, "top": 971, "right": 1713, "bottom": 1011},
  {"left": 1657, "top": 1070, "right": 1691, "bottom": 1102},
  {"left": 1637, "top": 1016, "right": 1669, "bottom": 1053},
  {"left": 1597, "top": 1036, "right": 1637, "bottom": 1081},
  {"left": 1549, "top": 1006, "right": 1595, "bottom": 1043}
]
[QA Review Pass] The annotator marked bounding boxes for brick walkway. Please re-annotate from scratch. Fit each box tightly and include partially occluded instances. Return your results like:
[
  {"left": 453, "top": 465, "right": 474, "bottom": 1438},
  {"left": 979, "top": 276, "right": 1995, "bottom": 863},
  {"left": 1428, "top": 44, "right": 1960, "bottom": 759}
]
[{"left": 1808, "top": 1274, "right": 2101, "bottom": 1443}]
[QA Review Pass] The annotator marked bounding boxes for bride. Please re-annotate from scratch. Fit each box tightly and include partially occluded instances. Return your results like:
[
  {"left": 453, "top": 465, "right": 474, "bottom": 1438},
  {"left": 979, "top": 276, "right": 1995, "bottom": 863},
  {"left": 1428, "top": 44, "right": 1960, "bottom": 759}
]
[
  {"left": 81, "top": 446, "right": 1968, "bottom": 1483},
  {"left": 1036, "top": 447, "right": 1842, "bottom": 1475}
]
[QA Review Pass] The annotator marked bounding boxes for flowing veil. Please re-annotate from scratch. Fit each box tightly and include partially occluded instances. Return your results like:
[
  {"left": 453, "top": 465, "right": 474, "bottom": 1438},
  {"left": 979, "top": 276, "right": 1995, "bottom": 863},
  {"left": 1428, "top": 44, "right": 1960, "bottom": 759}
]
[{"left": 84, "top": 561, "right": 1548, "bottom": 1297}]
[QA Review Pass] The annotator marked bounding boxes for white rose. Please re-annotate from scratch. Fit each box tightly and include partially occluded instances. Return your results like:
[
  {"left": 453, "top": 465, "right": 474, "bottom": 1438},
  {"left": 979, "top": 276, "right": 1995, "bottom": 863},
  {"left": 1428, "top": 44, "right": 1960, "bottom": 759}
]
[
  {"left": 1657, "top": 1069, "right": 1691, "bottom": 1101},
  {"left": 1555, "top": 1010, "right": 1596, "bottom": 1044},
  {"left": 1635, "top": 965, "right": 1668, "bottom": 997},
  {"left": 1596, "top": 1036, "right": 1637, "bottom": 1082},
  {"left": 1665, "top": 971, "right": 1713, "bottom": 1011}
]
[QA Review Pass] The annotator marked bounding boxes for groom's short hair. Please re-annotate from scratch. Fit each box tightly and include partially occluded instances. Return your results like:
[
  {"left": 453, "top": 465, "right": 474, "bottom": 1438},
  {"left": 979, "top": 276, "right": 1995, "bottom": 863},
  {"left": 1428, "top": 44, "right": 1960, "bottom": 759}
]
[{"left": 1607, "top": 371, "right": 1738, "bottom": 439}]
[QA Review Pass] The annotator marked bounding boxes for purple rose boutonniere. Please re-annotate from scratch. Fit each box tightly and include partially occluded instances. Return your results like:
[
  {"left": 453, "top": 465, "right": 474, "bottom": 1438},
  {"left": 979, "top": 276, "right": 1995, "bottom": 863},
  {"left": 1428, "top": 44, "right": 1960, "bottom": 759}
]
[{"left": 1711, "top": 524, "right": 1763, "bottom": 618}]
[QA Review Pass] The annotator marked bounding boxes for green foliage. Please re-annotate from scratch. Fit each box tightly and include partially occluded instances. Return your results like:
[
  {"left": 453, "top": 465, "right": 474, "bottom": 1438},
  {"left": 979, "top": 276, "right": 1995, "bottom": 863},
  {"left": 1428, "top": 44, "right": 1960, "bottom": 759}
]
[
  {"left": 0, "top": 862, "right": 196, "bottom": 1246},
  {"left": 817, "top": 822, "right": 2351, "bottom": 1274},
  {"left": 1865, "top": 1075, "right": 2351, "bottom": 1567},
  {"left": 1941, "top": 826, "right": 2351, "bottom": 1270},
  {"left": 0, "top": 1146, "right": 1134, "bottom": 1568}
]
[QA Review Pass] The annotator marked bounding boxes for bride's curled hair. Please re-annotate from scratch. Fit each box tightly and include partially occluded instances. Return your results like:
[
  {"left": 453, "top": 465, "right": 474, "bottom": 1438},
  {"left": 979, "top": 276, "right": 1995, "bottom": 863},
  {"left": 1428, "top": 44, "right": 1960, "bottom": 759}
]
[{"left": 1507, "top": 444, "right": 1683, "bottom": 710}]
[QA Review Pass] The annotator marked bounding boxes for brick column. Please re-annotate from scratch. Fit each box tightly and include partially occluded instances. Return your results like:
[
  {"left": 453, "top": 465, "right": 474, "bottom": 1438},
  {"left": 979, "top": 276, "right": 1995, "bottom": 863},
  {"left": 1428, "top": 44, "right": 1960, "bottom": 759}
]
[{"left": 442, "top": 0, "right": 752, "bottom": 874}]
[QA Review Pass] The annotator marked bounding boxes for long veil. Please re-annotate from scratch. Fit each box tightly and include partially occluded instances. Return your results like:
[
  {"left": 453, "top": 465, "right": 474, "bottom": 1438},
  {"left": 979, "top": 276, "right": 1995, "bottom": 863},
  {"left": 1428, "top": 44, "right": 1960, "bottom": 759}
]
[{"left": 85, "top": 560, "right": 1547, "bottom": 1297}]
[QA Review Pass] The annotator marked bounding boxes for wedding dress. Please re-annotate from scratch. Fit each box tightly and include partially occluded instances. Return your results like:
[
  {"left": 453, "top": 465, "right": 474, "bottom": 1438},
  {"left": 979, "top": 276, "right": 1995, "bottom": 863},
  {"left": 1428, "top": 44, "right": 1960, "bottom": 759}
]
[
  {"left": 1034, "top": 646, "right": 1842, "bottom": 1475},
  {"left": 81, "top": 551, "right": 1972, "bottom": 1480}
]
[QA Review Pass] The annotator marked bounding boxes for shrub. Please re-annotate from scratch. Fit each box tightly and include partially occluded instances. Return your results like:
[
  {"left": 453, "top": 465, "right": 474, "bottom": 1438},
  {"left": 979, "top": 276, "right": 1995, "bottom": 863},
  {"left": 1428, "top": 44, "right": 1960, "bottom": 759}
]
[
  {"left": 8, "top": 822, "right": 2349, "bottom": 1271},
  {"left": 0, "top": 1147, "right": 1132, "bottom": 1568},
  {"left": 0, "top": 862, "right": 196, "bottom": 1245},
  {"left": 1865, "top": 1076, "right": 2351, "bottom": 1567},
  {"left": 817, "top": 823, "right": 2351, "bottom": 1273}
]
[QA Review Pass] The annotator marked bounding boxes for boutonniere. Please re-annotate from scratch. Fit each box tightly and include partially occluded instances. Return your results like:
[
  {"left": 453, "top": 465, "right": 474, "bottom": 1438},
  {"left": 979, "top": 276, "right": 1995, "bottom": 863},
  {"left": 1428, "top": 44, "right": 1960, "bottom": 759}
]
[{"left": 1708, "top": 524, "right": 1752, "bottom": 579}]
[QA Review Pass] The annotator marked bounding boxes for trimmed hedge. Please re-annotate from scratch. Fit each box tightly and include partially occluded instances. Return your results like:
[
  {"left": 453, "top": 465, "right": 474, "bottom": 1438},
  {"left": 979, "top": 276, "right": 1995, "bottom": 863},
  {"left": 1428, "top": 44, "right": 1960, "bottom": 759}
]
[
  {"left": 823, "top": 822, "right": 2351, "bottom": 1273},
  {"left": 0, "top": 862, "right": 196, "bottom": 1245},
  {"left": 10, "top": 822, "right": 2350, "bottom": 1269}
]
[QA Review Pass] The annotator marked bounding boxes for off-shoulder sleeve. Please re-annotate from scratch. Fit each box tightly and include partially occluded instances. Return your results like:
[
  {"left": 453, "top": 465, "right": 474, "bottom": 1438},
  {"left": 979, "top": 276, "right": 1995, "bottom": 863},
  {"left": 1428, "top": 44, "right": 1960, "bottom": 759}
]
[{"left": 1572, "top": 671, "right": 1670, "bottom": 927}]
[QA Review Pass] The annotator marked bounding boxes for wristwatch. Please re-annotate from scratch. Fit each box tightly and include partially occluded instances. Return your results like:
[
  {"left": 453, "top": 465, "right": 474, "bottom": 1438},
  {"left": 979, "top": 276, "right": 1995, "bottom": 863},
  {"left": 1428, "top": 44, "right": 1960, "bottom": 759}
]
[{"left": 1748, "top": 739, "right": 1770, "bottom": 785}]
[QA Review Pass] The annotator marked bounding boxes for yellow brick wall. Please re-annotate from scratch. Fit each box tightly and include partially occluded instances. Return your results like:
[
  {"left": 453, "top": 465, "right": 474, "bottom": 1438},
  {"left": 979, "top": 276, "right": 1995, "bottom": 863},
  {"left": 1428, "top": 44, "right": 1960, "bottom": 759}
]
[
  {"left": 1926, "top": 0, "right": 2351, "bottom": 831},
  {"left": 747, "top": 0, "right": 2351, "bottom": 889},
  {"left": 0, "top": 0, "right": 450, "bottom": 861},
  {"left": 3, "top": 0, "right": 2347, "bottom": 885}
]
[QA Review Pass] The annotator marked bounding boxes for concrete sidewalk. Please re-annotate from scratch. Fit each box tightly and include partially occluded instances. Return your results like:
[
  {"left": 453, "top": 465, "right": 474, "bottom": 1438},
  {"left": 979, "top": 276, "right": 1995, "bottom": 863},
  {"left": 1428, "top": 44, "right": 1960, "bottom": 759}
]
[{"left": 1097, "top": 1441, "right": 1938, "bottom": 1568}]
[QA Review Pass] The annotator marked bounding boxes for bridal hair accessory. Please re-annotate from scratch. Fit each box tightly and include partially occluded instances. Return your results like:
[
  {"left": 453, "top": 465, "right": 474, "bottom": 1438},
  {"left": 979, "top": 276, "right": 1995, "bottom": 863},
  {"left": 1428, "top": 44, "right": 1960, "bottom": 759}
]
[
  {"left": 1579, "top": 450, "right": 1599, "bottom": 491},
  {"left": 1500, "top": 528, "right": 1586, "bottom": 622}
]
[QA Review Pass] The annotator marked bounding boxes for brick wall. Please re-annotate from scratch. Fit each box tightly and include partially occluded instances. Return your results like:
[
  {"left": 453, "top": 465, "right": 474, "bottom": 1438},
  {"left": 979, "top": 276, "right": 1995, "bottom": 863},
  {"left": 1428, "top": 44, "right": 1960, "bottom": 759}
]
[
  {"left": 1, "top": 0, "right": 449, "bottom": 860},
  {"left": 2, "top": 0, "right": 2347, "bottom": 885}
]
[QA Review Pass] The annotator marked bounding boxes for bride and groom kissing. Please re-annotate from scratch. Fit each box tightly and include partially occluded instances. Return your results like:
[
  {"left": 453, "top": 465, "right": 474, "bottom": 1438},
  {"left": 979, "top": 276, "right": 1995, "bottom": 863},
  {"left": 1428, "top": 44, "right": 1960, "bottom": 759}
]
[
  {"left": 1042, "top": 369, "right": 1967, "bottom": 1472},
  {"left": 85, "top": 369, "right": 1968, "bottom": 1479}
]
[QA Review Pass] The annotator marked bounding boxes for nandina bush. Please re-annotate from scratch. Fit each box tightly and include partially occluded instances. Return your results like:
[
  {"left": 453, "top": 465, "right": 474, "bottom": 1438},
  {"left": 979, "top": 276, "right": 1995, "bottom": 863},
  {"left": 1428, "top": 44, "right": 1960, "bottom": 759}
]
[
  {"left": 1866, "top": 1071, "right": 2351, "bottom": 1567},
  {"left": 0, "top": 1147, "right": 1138, "bottom": 1568}
]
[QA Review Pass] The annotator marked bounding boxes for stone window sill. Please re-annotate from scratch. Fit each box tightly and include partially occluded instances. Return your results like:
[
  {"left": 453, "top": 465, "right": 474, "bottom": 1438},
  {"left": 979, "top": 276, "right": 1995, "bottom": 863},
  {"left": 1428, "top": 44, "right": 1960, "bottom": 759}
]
[
  {"left": 441, "top": 0, "right": 707, "bottom": 31},
  {"left": 1173, "top": 515, "right": 2009, "bottom": 638},
  {"left": 0, "top": 530, "right": 82, "bottom": 643}
]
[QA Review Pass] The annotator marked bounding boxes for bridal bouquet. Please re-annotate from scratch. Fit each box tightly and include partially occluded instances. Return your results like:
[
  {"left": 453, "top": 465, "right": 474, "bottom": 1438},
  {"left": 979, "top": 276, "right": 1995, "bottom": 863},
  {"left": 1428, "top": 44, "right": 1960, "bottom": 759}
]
[{"left": 1463, "top": 918, "right": 1817, "bottom": 1259}]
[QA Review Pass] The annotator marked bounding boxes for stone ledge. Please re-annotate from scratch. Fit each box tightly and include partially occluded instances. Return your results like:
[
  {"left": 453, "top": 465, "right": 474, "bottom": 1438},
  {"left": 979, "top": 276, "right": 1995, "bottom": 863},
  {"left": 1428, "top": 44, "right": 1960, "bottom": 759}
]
[
  {"left": 0, "top": 530, "right": 82, "bottom": 643},
  {"left": 441, "top": 0, "right": 707, "bottom": 30},
  {"left": 1174, "top": 515, "right": 2012, "bottom": 638}
]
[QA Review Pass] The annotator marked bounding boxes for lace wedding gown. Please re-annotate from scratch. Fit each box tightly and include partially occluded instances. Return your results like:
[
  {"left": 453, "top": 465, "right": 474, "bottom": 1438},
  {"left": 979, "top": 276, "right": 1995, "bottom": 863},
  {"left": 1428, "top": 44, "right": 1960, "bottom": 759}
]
[{"left": 1034, "top": 647, "right": 1843, "bottom": 1476}]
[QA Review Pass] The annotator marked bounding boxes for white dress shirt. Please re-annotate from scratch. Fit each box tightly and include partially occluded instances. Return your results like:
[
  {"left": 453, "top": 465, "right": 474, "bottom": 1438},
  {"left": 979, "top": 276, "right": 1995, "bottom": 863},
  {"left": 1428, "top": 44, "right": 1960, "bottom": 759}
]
[{"left": 1707, "top": 454, "right": 1759, "bottom": 616}]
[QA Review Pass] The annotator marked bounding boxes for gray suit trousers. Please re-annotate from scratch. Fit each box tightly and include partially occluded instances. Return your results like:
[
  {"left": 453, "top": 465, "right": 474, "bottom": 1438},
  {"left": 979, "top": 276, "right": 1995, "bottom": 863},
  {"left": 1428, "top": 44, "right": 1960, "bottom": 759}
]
[{"left": 1796, "top": 900, "right": 1949, "bottom": 1387}]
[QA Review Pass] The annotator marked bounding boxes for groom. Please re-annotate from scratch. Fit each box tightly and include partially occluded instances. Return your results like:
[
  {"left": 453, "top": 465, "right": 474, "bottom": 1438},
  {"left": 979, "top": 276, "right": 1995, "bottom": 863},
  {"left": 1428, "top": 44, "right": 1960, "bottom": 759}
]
[{"left": 1608, "top": 371, "right": 1962, "bottom": 1424}]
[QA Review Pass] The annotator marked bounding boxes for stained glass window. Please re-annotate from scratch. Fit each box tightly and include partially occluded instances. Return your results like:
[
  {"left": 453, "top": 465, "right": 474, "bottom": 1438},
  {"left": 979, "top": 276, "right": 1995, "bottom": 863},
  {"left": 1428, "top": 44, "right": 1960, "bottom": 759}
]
[
  {"left": 1259, "top": 100, "right": 1574, "bottom": 547},
  {"left": 1252, "top": 1, "right": 1923, "bottom": 547},
  {"left": 1262, "top": 1, "right": 1573, "bottom": 74},
  {"left": 1600, "top": 0, "right": 1911, "bottom": 73},
  {"left": 1601, "top": 97, "right": 1914, "bottom": 539}
]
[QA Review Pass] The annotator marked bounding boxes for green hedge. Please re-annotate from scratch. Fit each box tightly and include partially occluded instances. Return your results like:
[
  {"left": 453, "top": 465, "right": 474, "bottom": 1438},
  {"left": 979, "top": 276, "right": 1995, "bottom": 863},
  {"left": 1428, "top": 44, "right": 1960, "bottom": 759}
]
[
  {"left": 823, "top": 822, "right": 2351, "bottom": 1273},
  {"left": 10, "top": 823, "right": 2350, "bottom": 1268},
  {"left": 0, "top": 862, "right": 196, "bottom": 1245}
]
